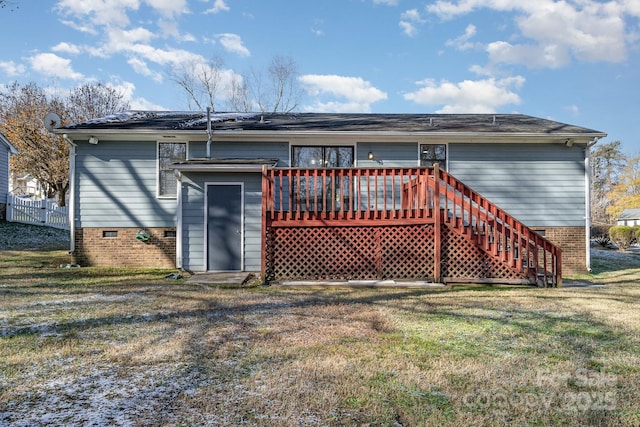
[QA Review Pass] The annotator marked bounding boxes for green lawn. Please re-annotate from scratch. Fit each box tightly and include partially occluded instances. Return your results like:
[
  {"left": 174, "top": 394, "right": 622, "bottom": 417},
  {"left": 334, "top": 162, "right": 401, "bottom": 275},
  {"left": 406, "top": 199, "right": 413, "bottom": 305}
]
[{"left": 1, "top": 247, "right": 640, "bottom": 426}]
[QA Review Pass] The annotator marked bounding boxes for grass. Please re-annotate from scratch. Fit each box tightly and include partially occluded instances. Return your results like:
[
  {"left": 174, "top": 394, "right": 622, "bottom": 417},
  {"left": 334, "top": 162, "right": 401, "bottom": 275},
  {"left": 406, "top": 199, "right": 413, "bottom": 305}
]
[{"left": 1, "top": 246, "right": 640, "bottom": 426}]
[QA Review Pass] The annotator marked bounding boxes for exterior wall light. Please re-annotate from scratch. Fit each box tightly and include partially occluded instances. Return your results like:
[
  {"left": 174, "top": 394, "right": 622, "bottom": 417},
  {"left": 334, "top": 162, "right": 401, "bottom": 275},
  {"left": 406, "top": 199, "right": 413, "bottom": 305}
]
[{"left": 368, "top": 151, "right": 374, "bottom": 160}]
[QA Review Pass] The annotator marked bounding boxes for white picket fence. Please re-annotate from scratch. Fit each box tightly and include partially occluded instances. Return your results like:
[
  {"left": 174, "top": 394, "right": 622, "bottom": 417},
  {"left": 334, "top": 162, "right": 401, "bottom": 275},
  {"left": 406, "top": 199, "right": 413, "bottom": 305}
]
[{"left": 6, "top": 195, "right": 70, "bottom": 230}]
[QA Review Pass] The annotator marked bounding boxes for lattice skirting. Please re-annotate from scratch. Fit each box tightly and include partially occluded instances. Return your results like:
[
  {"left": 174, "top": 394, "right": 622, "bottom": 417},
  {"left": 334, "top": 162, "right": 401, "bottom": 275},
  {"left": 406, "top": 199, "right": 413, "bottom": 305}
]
[
  {"left": 265, "top": 224, "right": 530, "bottom": 283},
  {"left": 265, "top": 224, "right": 435, "bottom": 281},
  {"left": 440, "top": 227, "right": 528, "bottom": 280}
]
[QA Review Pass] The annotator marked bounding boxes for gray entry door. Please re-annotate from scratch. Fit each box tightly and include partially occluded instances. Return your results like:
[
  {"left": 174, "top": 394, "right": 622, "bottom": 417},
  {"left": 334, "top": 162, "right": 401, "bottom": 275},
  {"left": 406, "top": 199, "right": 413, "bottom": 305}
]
[{"left": 206, "top": 184, "right": 243, "bottom": 271}]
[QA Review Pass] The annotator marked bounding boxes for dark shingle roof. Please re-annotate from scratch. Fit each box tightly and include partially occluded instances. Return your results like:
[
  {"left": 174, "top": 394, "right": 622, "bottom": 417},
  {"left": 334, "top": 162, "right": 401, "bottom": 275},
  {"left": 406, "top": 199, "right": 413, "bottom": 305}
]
[{"left": 58, "top": 111, "right": 606, "bottom": 136}]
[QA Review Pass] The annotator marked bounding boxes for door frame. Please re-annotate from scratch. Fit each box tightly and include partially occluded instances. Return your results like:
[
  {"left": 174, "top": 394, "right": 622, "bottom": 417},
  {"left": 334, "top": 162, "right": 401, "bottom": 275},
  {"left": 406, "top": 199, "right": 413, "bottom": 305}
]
[{"left": 204, "top": 181, "right": 245, "bottom": 272}]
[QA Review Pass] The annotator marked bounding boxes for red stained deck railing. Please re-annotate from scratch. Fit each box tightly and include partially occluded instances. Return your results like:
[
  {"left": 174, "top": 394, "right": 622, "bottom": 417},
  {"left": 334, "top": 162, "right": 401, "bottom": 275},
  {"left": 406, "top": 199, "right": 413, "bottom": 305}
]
[{"left": 261, "top": 164, "right": 561, "bottom": 286}]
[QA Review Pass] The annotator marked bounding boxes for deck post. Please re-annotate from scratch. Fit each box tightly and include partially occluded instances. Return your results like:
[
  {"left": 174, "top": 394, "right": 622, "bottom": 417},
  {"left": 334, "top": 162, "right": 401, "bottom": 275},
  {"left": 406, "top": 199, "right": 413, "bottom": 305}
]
[{"left": 433, "top": 164, "right": 441, "bottom": 283}]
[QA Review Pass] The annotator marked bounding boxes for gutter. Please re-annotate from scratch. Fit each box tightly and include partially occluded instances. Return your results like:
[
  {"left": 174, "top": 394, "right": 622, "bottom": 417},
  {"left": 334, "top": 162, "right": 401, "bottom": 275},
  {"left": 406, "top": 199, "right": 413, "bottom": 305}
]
[{"left": 62, "top": 134, "right": 76, "bottom": 254}]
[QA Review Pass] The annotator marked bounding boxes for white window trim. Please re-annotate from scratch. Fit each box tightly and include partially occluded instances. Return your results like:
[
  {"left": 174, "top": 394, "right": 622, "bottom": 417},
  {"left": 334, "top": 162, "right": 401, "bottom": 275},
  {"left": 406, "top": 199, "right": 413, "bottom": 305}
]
[
  {"left": 419, "top": 142, "right": 448, "bottom": 170},
  {"left": 157, "top": 141, "right": 188, "bottom": 199}
]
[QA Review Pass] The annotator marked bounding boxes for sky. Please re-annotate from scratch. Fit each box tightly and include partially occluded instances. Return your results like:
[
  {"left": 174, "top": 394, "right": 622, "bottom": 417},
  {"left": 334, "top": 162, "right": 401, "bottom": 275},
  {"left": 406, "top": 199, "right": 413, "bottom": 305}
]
[{"left": 1, "top": 0, "right": 639, "bottom": 153}]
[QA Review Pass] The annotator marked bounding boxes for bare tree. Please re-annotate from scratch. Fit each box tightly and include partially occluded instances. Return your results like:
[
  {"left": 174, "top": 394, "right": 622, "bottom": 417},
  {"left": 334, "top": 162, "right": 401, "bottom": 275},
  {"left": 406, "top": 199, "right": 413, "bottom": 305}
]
[
  {"left": 247, "top": 56, "right": 302, "bottom": 113},
  {"left": 0, "top": 82, "right": 69, "bottom": 205},
  {"left": 591, "top": 140, "right": 626, "bottom": 224},
  {"left": 168, "top": 57, "right": 226, "bottom": 112},
  {"left": 67, "top": 82, "right": 130, "bottom": 122},
  {"left": 0, "top": 1, "right": 18, "bottom": 10},
  {"left": 0, "top": 81, "right": 131, "bottom": 206},
  {"left": 228, "top": 73, "right": 252, "bottom": 113},
  {"left": 266, "top": 55, "right": 302, "bottom": 113},
  {"left": 171, "top": 54, "right": 302, "bottom": 113}
]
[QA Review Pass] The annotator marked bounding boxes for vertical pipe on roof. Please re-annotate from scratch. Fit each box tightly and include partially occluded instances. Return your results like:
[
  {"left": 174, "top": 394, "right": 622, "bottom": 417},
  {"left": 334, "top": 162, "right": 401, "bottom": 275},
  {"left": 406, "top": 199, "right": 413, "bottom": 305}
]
[{"left": 206, "top": 107, "right": 212, "bottom": 159}]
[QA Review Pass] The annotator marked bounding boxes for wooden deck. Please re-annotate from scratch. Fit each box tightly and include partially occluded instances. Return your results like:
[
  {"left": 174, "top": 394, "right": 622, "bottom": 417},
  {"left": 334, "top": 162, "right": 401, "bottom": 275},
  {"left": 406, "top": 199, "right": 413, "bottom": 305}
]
[{"left": 261, "top": 164, "right": 561, "bottom": 287}]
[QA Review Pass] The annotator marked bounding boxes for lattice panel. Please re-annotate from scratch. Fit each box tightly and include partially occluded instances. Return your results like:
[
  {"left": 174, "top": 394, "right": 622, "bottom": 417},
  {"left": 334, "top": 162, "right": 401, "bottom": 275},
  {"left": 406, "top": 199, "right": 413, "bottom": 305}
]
[
  {"left": 266, "top": 225, "right": 435, "bottom": 281},
  {"left": 441, "top": 226, "right": 526, "bottom": 280},
  {"left": 380, "top": 225, "right": 434, "bottom": 279}
]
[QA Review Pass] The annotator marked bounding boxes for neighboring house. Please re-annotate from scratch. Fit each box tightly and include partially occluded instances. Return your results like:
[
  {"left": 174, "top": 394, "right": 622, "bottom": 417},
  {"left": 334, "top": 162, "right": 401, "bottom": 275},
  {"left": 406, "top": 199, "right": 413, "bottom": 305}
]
[
  {"left": 9, "top": 173, "right": 43, "bottom": 197},
  {"left": 616, "top": 209, "right": 640, "bottom": 226},
  {"left": 56, "top": 112, "right": 606, "bottom": 285},
  {"left": 0, "top": 133, "right": 18, "bottom": 220}
]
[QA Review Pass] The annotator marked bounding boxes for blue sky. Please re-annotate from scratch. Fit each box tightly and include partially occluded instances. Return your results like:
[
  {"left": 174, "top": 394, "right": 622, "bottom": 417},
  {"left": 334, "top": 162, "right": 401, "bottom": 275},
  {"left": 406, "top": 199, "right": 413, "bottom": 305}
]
[{"left": 1, "top": 0, "right": 639, "bottom": 152}]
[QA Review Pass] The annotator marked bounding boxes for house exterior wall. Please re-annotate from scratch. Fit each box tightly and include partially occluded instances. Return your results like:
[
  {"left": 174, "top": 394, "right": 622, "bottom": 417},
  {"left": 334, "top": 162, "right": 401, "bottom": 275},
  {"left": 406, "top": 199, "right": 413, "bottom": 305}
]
[
  {"left": 71, "top": 136, "right": 589, "bottom": 273},
  {"left": 73, "top": 227, "right": 176, "bottom": 267},
  {"left": 75, "top": 140, "right": 177, "bottom": 228},
  {"left": 448, "top": 142, "right": 588, "bottom": 273},
  {"left": 180, "top": 172, "right": 263, "bottom": 272},
  {"left": 448, "top": 142, "right": 586, "bottom": 226},
  {"left": 356, "top": 142, "right": 419, "bottom": 167},
  {"left": 191, "top": 140, "right": 290, "bottom": 165}
]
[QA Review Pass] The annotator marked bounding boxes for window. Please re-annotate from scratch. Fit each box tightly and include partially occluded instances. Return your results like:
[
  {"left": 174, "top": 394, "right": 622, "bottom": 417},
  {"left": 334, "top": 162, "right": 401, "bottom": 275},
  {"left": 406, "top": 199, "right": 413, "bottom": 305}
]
[
  {"left": 291, "top": 146, "right": 354, "bottom": 168},
  {"left": 291, "top": 146, "right": 354, "bottom": 211},
  {"left": 102, "top": 230, "right": 118, "bottom": 238},
  {"left": 158, "top": 142, "right": 186, "bottom": 197},
  {"left": 420, "top": 144, "right": 446, "bottom": 169}
]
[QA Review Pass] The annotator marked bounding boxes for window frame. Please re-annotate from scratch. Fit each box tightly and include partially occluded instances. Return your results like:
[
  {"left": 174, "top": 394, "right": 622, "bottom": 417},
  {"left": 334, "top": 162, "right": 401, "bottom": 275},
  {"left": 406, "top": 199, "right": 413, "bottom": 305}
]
[
  {"left": 419, "top": 143, "right": 447, "bottom": 170},
  {"left": 291, "top": 145, "right": 355, "bottom": 168},
  {"left": 157, "top": 141, "right": 188, "bottom": 198}
]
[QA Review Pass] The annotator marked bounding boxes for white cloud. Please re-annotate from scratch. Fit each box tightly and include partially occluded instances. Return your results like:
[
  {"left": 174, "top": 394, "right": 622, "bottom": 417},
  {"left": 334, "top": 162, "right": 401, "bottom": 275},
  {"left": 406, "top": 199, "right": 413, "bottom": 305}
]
[
  {"left": 299, "top": 74, "right": 388, "bottom": 112},
  {"left": 216, "top": 33, "right": 250, "bottom": 57},
  {"left": 56, "top": 0, "right": 139, "bottom": 29},
  {"left": 51, "top": 42, "right": 82, "bottom": 55},
  {"left": 127, "top": 57, "right": 163, "bottom": 82},
  {"left": 400, "top": 9, "right": 425, "bottom": 37},
  {"left": 403, "top": 76, "right": 525, "bottom": 113},
  {"left": 205, "top": 0, "right": 230, "bottom": 14},
  {"left": 103, "top": 80, "right": 164, "bottom": 110},
  {"left": 29, "top": 53, "right": 84, "bottom": 80},
  {"left": 0, "top": 61, "right": 26, "bottom": 77},
  {"left": 400, "top": 21, "right": 418, "bottom": 37},
  {"left": 565, "top": 104, "right": 580, "bottom": 116},
  {"left": 446, "top": 24, "right": 477, "bottom": 51},
  {"left": 311, "top": 19, "right": 325, "bottom": 36},
  {"left": 143, "top": 0, "right": 189, "bottom": 18},
  {"left": 426, "top": 0, "right": 632, "bottom": 66},
  {"left": 487, "top": 41, "right": 571, "bottom": 68}
]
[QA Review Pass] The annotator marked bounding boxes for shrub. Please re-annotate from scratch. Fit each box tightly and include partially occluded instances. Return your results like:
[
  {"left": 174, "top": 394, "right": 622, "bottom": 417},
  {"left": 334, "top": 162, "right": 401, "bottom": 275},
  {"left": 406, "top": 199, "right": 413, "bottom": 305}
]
[
  {"left": 609, "top": 226, "right": 636, "bottom": 250},
  {"left": 591, "top": 224, "right": 613, "bottom": 247}
]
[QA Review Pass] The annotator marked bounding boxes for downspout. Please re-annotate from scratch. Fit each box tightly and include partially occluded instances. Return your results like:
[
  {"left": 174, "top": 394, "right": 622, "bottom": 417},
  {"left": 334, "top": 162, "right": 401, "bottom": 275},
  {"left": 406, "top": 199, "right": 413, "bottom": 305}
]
[
  {"left": 206, "top": 106, "right": 212, "bottom": 159},
  {"left": 175, "top": 170, "right": 183, "bottom": 270},
  {"left": 585, "top": 137, "right": 600, "bottom": 272},
  {"left": 63, "top": 134, "right": 76, "bottom": 254}
]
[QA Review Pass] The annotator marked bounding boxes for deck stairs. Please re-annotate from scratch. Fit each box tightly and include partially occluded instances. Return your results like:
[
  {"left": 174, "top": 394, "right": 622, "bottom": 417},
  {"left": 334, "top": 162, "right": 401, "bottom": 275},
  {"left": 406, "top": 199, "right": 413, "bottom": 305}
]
[{"left": 261, "top": 165, "right": 561, "bottom": 287}]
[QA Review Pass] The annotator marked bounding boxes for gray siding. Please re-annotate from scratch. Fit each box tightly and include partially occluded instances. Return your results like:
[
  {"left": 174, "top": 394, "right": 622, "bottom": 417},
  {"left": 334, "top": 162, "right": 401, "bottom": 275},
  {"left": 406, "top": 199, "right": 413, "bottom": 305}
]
[
  {"left": 75, "top": 140, "right": 176, "bottom": 228},
  {"left": 181, "top": 172, "right": 262, "bottom": 272},
  {"left": 449, "top": 143, "right": 586, "bottom": 226},
  {"left": 0, "top": 144, "right": 8, "bottom": 204},
  {"left": 189, "top": 141, "right": 290, "bottom": 166},
  {"left": 357, "top": 142, "right": 418, "bottom": 167}
]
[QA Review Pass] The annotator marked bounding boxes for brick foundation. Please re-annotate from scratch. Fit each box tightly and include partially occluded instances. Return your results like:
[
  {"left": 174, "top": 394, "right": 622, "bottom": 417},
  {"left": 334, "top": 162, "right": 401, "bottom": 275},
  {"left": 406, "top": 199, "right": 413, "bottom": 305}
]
[
  {"left": 531, "top": 226, "right": 587, "bottom": 275},
  {"left": 73, "top": 227, "right": 176, "bottom": 268}
]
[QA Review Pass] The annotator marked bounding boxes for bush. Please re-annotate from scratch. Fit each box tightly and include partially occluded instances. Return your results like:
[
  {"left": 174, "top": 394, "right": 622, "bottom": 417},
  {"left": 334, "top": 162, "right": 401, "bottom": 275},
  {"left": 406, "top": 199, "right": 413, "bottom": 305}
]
[{"left": 609, "top": 226, "right": 636, "bottom": 250}]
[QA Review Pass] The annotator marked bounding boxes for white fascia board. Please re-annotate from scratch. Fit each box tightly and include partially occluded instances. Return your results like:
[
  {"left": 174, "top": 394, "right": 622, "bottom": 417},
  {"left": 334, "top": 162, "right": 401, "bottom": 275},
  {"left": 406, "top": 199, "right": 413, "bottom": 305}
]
[{"left": 56, "top": 128, "right": 608, "bottom": 144}]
